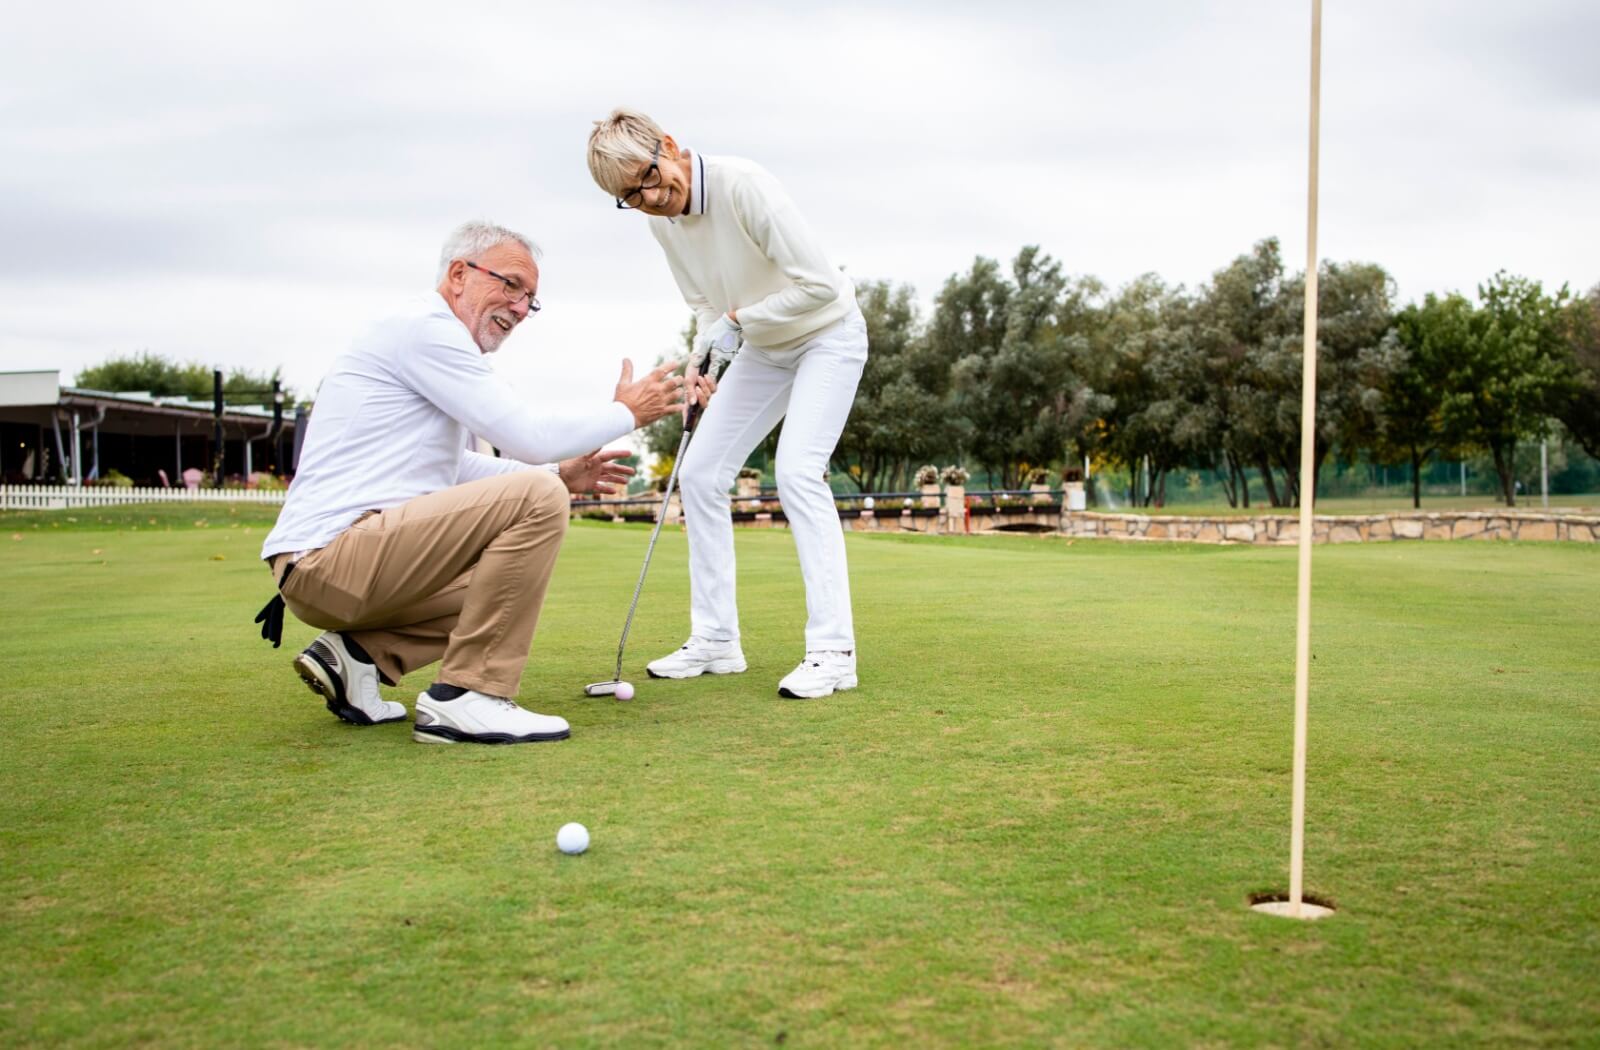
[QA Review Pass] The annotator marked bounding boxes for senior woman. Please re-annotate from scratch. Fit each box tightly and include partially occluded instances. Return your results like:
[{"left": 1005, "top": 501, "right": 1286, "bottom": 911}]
[{"left": 587, "top": 108, "right": 867, "bottom": 699}]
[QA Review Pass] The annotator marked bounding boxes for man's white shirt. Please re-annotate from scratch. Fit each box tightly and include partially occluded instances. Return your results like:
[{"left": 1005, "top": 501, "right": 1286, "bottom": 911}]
[{"left": 262, "top": 293, "right": 634, "bottom": 559}]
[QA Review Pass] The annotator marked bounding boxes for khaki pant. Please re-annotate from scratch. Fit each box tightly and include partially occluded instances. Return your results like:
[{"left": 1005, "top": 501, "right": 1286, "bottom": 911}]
[{"left": 272, "top": 470, "right": 569, "bottom": 697}]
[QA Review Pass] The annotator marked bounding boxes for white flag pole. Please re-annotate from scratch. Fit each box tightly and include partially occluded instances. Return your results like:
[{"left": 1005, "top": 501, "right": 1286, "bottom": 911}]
[{"left": 1254, "top": 0, "right": 1334, "bottom": 922}]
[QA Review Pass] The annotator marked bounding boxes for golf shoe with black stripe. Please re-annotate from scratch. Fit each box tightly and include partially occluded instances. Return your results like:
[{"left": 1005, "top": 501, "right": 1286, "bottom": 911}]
[{"left": 294, "top": 632, "right": 407, "bottom": 725}]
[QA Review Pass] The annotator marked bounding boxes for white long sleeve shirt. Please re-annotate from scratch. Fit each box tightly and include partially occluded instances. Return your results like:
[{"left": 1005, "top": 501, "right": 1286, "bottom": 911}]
[
  {"left": 262, "top": 293, "right": 635, "bottom": 558},
  {"left": 649, "top": 152, "right": 856, "bottom": 352}
]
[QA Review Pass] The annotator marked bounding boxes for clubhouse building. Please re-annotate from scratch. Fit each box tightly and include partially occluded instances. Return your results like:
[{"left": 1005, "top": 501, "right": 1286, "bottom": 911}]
[{"left": 0, "top": 370, "right": 301, "bottom": 487}]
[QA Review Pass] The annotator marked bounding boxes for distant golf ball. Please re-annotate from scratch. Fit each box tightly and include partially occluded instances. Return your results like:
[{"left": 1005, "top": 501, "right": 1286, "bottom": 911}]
[
  {"left": 614, "top": 681, "right": 635, "bottom": 701},
  {"left": 556, "top": 822, "right": 589, "bottom": 855}
]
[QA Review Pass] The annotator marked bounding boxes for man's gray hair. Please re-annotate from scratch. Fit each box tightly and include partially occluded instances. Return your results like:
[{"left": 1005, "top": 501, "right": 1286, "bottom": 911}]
[{"left": 436, "top": 221, "right": 541, "bottom": 283}]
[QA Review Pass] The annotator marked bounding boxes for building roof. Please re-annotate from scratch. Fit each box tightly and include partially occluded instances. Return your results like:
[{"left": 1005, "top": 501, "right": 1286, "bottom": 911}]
[{"left": 1, "top": 370, "right": 289, "bottom": 428}]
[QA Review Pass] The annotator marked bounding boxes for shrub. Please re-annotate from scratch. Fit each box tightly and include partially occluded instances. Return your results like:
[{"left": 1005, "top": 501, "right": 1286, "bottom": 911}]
[
  {"left": 916, "top": 464, "right": 940, "bottom": 486},
  {"left": 941, "top": 465, "right": 969, "bottom": 486}
]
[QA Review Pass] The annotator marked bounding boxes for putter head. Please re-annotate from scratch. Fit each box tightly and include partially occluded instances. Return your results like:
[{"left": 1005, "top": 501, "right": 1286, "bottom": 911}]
[{"left": 583, "top": 681, "right": 620, "bottom": 697}]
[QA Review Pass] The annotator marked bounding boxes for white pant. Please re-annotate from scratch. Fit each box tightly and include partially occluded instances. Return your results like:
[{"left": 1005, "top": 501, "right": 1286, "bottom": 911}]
[{"left": 679, "top": 310, "right": 868, "bottom": 652}]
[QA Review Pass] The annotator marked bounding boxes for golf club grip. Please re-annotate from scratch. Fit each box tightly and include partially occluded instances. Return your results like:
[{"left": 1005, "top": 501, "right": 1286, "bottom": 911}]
[{"left": 685, "top": 357, "right": 729, "bottom": 433}]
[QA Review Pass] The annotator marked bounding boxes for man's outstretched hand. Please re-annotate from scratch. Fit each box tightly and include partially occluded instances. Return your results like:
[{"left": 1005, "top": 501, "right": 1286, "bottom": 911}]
[
  {"left": 614, "top": 359, "right": 687, "bottom": 427},
  {"left": 560, "top": 449, "right": 635, "bottom": 495}
]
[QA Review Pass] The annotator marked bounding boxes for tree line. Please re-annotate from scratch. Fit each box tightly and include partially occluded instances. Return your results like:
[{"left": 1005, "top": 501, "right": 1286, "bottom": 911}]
[
  {"left": 73, "top": 246, "right": 1598, "bottom": 510},
  {"left": 828, "top": 238, "right": 1598, "bottom": 508},
  {"left": 75, "top": 352, "right": 293, "bottom": 406}
]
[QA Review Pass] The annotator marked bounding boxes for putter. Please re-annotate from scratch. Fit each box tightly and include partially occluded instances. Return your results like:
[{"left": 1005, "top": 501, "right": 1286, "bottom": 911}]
[{"left": 585, "top": 360, "right": 723, "bottom": 697}]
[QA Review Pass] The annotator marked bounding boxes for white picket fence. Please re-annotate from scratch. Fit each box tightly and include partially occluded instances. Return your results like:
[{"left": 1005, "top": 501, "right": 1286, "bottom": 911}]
[{"left": 1, "top": 485, "right": 288, "bottom": 510}]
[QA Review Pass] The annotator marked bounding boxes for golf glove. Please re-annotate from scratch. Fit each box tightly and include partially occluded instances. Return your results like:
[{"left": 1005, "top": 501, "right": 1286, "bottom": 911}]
[{"left": 692, "top": 314, "right": 743, "bottom": 376}]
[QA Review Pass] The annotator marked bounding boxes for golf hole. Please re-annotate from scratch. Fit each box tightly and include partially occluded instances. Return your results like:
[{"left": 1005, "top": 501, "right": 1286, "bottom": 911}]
[{"left": 1248, "top": 890, "right": 1337, "bottom": 920}]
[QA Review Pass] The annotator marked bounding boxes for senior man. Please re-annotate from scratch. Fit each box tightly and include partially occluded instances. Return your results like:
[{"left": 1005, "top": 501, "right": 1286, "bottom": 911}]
[{"left": 256, "top": 221, "right": 700, "bottom": 745}]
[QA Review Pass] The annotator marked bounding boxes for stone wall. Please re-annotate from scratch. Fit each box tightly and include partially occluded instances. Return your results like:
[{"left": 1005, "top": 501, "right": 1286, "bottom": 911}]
[{"left": 1059, "top": 510, "right": 1599, "bottom": 544}]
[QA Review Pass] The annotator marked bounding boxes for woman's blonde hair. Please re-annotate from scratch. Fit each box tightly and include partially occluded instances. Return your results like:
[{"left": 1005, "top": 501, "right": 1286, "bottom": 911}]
[{"left": 587, "top": 107, "right": 666, "bottom": 197}]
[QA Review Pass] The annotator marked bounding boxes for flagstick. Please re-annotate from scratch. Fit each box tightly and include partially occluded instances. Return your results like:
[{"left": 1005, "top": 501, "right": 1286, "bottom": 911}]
[{"left": 1254, "top": 0, "right": 1334, "bottom": 922}]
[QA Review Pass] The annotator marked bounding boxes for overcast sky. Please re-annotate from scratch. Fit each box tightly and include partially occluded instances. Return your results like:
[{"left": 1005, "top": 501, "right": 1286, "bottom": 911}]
[{"left": 2, "top": 0, "right": 1596, "bottom": 425}]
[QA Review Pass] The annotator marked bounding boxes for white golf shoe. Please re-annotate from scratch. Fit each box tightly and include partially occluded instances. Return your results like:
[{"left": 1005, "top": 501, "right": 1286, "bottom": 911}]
[
  {"left": 294, "top": 632, "right": 407, "bottom": 726},
  {"left": 777, "top": 650, "right": 858, "bottom": 699},
  {"left": 646, "top": 636, "right": 748, "bottom": 679},
  {"left": 412, "top": 691, "right": 570, "bottom": 744}
]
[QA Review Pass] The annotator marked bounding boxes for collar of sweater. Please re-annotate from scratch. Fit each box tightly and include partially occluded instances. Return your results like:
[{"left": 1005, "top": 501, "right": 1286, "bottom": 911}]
[{"left": 666, "top": 151, "right": 708, "bottom": 224}]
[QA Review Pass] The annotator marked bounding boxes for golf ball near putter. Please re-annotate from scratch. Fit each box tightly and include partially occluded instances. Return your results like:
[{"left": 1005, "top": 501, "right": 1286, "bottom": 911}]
[
  {"left": 614, "top": 681, "right": 634, "bottom": 701},
  {"left": 556, "top": 822, "right": 589, "bottom": 855}
]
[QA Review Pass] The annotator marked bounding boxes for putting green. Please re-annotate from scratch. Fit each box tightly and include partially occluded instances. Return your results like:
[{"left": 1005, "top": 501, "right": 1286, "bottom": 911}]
[{"left": 2, "top": 512, "right": 1596, "bottom": 1047}]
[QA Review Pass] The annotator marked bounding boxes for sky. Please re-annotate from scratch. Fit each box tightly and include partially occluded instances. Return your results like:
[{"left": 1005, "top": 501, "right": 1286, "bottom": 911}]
[{"left": 2, "top": 0, "right": 1597, "bottom": 429}]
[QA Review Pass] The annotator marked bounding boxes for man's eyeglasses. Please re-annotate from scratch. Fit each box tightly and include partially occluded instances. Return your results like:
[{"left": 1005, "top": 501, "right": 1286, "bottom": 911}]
[
  {"left": 616, "top": 139, "right": 663, "bottom": 210},
  {"left": 465, "top": 261, "right": 541, "bottom": 312}
]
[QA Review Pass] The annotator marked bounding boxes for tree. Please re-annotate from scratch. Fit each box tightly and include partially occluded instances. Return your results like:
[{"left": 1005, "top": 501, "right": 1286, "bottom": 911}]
[
  {"left": 926, "top": 255, "right": 1010, "bottom": 481},
  {"left": 1557, "top": 285, "right": 1600, "bottom": 459},
  {"left": 1439, "top": 273, "right": 1572, "bottom": 506},
  {"left": 938, "top": 248, "right": 1103, "bottom": 487},
  {"left": 1383, "top": 294, "right": 1470, "bottom": 507},
  {"left": 1101, "top": 274, "right": 1198, "bottom": 506},
  {"left": 828, "top": 280, "right": 951, "bottom": 492},
  {"left": 1194, "top": 239, "right": 1297, "bottom": 506},
  {"left": 75, "top": 351, "right": 294, "bottom": 404},
  {"left": 1280, "top": 260, "right": 1402, "bottom": 498}
]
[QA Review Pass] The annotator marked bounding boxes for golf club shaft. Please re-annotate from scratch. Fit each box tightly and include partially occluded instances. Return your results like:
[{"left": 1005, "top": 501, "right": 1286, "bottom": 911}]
[
  {"left": 611, "top": 423, "right": 693, "bottom": 682},
  {"left": 607, "top": 360, "right": 723, "bottom": 683}
]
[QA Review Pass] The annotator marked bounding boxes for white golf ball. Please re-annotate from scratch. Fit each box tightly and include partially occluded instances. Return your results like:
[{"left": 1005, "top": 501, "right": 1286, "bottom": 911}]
[
  {"left": 556, "top": 822, "right": 589, "bottom": 855},
  {"left": 614, "top": 681, "right": 635, "bottom": 701}
]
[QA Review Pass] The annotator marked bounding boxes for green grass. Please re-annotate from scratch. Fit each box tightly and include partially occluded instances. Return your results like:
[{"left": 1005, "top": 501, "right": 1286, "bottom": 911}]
[
  {"left": 0, "top": 500, "right": 285, "bottom": 532},
  {"left": 2, "top": 514, "right": 1597, "bottom": 1047}
]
